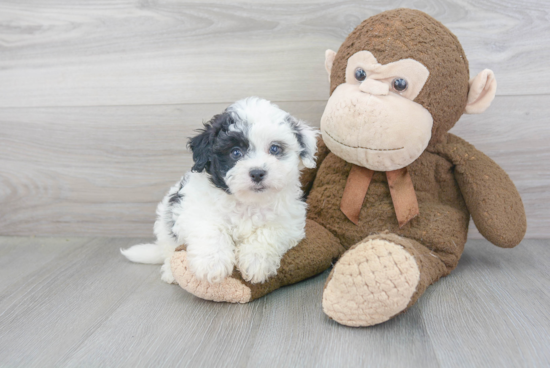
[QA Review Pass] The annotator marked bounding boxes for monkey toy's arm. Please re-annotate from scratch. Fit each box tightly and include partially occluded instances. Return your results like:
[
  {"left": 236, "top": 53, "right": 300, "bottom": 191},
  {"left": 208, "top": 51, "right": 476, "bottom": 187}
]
[
  {"left": 437, "top": 134, "right": 526, "bottom": 248},
  {"left": 300, "top": 136, "right": 331, "bottom": 197}
]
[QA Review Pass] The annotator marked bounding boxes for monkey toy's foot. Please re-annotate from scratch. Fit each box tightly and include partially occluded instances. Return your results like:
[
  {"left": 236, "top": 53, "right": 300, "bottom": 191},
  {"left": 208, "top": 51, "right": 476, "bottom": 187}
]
[
  {"left": 171, "top": 250, "right": 252, "bottom": 303},
  {"left": 322, "top": 233, "right": 421, "bottom": 327}
]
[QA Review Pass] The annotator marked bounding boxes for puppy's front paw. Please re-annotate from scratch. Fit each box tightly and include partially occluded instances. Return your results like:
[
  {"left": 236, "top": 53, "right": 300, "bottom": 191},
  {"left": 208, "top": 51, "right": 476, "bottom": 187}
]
[
  {"left": 237, "top": 252, "right": 279, "bottom": 284},
  {"left": 161, "top": 260, "right": 177, "bottom": 284},
  {"left": 187, "top": 251, "right": 235, "bottom": 284}
]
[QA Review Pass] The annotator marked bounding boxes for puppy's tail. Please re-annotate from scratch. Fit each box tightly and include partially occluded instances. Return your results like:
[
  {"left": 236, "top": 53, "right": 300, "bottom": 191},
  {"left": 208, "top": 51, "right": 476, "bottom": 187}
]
[{"left": 120, "top": 242, "right": 174, "bottom": 264}]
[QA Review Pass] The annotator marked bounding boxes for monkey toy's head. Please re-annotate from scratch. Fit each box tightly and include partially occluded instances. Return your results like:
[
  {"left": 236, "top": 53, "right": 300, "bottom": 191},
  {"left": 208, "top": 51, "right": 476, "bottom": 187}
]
[{"left": 321, "top": 8, "right": 497, "bottom": 171}]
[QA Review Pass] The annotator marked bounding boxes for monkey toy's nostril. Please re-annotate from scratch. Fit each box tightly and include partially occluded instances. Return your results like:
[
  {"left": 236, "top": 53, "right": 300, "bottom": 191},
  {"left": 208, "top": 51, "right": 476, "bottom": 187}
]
[{"left": 249, "top": 169, "right": 267, "bottom": 183}]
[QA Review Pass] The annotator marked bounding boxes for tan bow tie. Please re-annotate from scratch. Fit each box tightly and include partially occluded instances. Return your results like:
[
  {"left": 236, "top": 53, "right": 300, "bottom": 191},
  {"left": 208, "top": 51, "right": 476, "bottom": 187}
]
[{"left": 340, "top": 165, "right": 419, "bottom": 228}]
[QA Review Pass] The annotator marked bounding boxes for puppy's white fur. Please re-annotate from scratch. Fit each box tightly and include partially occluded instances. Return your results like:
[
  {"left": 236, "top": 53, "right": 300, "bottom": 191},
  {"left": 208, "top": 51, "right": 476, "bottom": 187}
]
[{"left": 121, "top": 97, "right": 318, "bottom": 284}]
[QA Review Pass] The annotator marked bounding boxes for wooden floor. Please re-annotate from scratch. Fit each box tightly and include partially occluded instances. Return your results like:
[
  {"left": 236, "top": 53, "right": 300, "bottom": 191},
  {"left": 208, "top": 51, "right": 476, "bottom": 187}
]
[{"left": 0, "top": 237, "right": 548, "bottom": 367}]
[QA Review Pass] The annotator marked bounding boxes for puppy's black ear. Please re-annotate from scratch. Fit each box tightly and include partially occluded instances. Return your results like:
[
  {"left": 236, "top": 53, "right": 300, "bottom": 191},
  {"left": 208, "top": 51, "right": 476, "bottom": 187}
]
[
  {"left": 188, "top": 128, "right": 212, "bottom": 173},
  {"left": 286, "top": 116, "right": 319, "bottom": 169},
  {"left": 188, "top": 112, "right": 234, "bottom": 172}
]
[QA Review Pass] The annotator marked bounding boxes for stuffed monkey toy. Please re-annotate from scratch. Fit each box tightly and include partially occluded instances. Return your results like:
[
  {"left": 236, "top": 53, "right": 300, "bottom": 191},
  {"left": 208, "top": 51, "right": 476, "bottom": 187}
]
[{"left": 171, "top": 8, "right": 527, "bottom": 327}]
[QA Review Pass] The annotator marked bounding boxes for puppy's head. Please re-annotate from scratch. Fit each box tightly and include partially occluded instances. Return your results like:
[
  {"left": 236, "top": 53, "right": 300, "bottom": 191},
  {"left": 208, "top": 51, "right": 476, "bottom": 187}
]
[{"left": 188, "top": 97, "right": 318, "bottom": 202}]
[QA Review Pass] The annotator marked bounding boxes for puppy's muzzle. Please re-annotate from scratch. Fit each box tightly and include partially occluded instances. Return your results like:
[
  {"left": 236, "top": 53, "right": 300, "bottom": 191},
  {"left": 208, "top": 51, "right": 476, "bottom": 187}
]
[{"left": 249, "top": 169, "right": 267, "bottom": 183}]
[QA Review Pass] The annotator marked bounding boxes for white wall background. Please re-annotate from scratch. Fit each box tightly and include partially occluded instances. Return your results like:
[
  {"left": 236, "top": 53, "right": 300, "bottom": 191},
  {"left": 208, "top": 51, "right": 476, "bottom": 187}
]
[{"left": 0, "top": 0, "right": 548, "bottom": 237}]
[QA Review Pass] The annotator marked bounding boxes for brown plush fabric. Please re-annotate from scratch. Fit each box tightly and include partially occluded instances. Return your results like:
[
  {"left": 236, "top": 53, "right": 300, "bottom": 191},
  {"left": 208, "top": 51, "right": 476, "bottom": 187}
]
[
  {"left": 172, "top": 9, "right": 526, "bottom": 326},
  {"left": 307, "top": 148, "right": 470, "bottom": 272},
  {"left": 329, "top": 8, "right": 470, "bottom": 148},
  {"left": 435, "top": 134, "right": 527, "bottom": 247},
  {"left": 300, "top": 137, "right": 331, "bottom": 197},
  {"left": 309, "top": 134, "right": 525, "bottom": 320}
]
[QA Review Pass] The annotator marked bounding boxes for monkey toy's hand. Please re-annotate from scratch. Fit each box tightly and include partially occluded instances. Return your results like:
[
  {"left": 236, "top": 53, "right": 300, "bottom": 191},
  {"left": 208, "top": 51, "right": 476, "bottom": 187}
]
[{"left": 436, "top": 134, "right": 526, "bottom": 248}]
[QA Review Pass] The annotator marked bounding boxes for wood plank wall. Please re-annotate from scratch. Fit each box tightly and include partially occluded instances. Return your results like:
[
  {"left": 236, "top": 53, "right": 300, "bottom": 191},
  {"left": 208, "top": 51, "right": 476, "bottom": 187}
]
[{"left": 1, "top": 0, "right": 548, "bottom": 238}]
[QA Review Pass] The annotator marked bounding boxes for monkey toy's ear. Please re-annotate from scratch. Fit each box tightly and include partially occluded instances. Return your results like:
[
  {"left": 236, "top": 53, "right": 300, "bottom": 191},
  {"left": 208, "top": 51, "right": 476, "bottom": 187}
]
[
  {"left": 465, "top": 69, "right": 497, "bottom": 114},
  {"left": 325, "top": 49, "right": 337, "bottom": 82}
]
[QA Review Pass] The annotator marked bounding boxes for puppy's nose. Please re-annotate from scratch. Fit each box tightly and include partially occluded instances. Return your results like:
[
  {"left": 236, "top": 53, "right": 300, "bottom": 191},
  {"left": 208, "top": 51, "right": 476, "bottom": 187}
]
[{"left": 249, "top": 169, "right": 267, "bottom": 183}]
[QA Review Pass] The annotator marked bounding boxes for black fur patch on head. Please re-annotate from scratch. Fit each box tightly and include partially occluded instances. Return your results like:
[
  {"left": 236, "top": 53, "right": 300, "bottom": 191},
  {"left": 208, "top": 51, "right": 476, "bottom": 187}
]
[
  {"left": 285, "top": 116, "right": 307, "bottom": 158},
  {"left": 188, "top": 112, "right": 249, "bottom": 192},
  {"left": 209, "top": 128, "right": 249, "bottom": 192},
  {"left": 188, "top": 114, "right": 231, "bottom": 173}
]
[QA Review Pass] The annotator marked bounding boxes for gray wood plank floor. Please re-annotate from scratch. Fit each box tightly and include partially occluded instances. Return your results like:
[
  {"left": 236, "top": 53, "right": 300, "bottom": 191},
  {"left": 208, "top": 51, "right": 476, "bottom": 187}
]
[{"left": 0, "top": 237, "right": 548, "bottom": 367}]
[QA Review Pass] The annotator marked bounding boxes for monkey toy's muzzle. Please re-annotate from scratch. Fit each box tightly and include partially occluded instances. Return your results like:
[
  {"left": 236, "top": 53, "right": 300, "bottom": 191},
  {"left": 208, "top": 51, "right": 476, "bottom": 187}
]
[{"left": 320, "top": 83, "right": 433, "bottom": 172}]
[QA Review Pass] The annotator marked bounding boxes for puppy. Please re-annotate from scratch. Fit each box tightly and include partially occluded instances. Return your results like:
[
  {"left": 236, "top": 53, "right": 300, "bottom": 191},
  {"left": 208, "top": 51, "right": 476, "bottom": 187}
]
[{"left": 121, "top": 97, "right": 318, "bottom": 284}]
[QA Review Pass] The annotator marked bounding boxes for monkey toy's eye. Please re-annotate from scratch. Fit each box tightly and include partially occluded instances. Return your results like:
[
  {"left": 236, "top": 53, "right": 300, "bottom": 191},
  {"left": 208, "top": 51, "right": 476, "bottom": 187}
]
[
  {"left": 392, "top": 78, "right": 408, "bottom": 92},
  {"left": 230, "top": 148, "right": 243, "bottom": 159},
  {"left": 354, "top": 68, "right": 367, "bottom": 82},
  {"left": 269, "top": 144, "right": 282, "bottom": 156}
]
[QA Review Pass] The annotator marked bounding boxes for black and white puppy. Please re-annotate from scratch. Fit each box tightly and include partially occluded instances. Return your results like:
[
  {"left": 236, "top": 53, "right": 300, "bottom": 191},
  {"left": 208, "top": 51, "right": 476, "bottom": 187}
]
[{"left": 121, "top": 97, "right": 318, "bottom": 284}]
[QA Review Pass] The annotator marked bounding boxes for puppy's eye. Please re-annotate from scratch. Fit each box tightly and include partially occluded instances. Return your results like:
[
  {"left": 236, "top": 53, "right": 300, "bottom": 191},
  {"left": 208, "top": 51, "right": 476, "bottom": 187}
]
[
  {"left": 269, "top": 144, "right": 282, "bottom": 156},
  {"left": 392, "top": 78, "right": 408, "bottom": 92},
  {"left": 355, "top": 68, "right": 367, "bottom": 82},
  {"left": 230, "top": 148, "right": 243, "bottom": 159}
]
